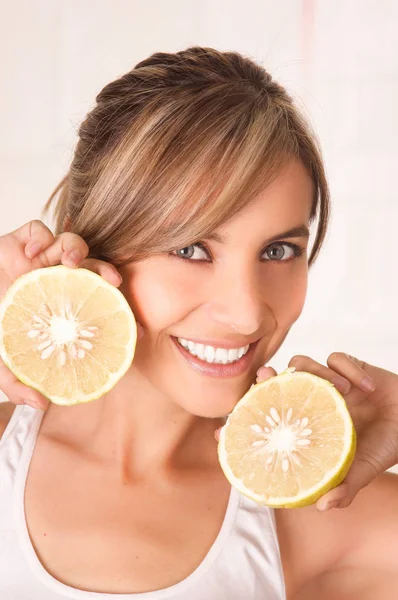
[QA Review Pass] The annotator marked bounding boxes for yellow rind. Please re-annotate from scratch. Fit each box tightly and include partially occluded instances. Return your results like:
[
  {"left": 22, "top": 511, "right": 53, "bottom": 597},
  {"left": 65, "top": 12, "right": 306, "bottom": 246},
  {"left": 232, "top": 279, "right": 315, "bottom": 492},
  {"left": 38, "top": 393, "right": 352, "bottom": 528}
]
[
  {"left": 0, "top": 265, "right": 137, "bottom": 406},
  {"left": 218, "top": 369, "right": 357, "bottom": 508}
]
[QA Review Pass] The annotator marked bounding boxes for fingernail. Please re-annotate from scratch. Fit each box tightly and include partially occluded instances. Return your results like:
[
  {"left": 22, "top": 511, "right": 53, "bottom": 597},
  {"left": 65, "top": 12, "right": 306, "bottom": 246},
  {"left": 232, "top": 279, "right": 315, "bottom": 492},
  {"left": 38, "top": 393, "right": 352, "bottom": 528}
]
[
  {"left": 25, "top": 242, "right": 42, "bottom": 259},
  {"left": 331, "top": 376, "right": 351, "bottom": 395},
  {"left": 64, "top": 250, "right": 81, "bottom": 267},
  {"left": 360, "top": 376, "right": 375, "bottom": 392}
]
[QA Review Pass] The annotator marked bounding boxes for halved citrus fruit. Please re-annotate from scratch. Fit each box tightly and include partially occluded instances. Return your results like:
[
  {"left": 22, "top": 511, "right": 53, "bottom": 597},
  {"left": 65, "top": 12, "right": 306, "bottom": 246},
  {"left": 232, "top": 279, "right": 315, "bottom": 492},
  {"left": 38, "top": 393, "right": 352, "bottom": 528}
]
[
  {"left": 0, "top": 265, "right": 137, "bottom": 405},
  {"left": 218, "top": 368, "right": 356, "bottom": 508}
]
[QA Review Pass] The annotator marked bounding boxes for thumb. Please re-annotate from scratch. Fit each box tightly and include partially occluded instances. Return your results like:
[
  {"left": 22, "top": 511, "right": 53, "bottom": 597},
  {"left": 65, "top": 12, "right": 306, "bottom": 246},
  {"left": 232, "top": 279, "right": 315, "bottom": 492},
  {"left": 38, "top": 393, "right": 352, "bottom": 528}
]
[
  {"left": 317, "top": 455, "right": 384, "bottom": 511},
  {"left": 317, "top": 420, "right": 395, "bottom": 511}
]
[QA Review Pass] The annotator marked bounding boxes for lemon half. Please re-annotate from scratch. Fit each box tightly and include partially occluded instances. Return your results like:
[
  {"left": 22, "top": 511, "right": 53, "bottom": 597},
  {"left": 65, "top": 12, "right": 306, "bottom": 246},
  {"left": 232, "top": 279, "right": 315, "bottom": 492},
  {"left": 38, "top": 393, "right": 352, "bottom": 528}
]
[
  {"left": 218, "top": 368, "right": 356, "bottom": 508},
  {"left": 0, "top": 266, "right": 137, "bottom": 405}
]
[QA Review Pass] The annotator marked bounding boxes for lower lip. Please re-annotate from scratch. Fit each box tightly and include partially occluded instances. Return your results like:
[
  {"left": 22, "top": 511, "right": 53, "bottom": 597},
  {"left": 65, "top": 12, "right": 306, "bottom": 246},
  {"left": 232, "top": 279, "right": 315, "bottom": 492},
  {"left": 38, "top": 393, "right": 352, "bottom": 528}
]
[{"left": 171, "top": 337, "right": 259, "bottom": 378}]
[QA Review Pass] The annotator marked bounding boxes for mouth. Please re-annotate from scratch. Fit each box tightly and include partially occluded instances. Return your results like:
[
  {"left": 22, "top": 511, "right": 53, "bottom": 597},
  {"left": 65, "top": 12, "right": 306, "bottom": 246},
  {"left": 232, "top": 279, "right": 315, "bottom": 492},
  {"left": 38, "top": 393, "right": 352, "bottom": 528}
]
[{"left": 171, "top": 336, "right": 260, "bottom": 378}]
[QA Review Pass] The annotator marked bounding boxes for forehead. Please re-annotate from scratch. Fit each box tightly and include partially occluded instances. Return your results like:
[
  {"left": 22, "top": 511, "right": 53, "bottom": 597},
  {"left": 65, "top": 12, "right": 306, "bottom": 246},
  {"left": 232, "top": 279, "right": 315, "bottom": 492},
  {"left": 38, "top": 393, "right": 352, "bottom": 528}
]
[{"left": 213, "top": 159, "right": 314, "bottom": 240}]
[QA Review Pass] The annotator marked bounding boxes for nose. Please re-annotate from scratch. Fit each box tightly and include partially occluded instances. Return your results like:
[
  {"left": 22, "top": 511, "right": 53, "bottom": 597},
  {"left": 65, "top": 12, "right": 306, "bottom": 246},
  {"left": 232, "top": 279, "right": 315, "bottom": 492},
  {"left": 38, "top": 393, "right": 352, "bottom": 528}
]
[{"left": 205, "top": 267, "right": 267, "bottom": 335}]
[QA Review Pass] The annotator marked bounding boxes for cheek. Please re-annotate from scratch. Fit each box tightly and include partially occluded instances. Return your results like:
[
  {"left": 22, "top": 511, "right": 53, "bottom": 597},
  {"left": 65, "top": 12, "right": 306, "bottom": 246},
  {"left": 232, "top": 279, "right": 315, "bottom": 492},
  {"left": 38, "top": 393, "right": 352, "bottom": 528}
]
[
  {"left": 121, "top": 262, "right": 198, "bottom": 332},
  {"left": 269, "top": 264, "right": 308, "bottom": 326}
]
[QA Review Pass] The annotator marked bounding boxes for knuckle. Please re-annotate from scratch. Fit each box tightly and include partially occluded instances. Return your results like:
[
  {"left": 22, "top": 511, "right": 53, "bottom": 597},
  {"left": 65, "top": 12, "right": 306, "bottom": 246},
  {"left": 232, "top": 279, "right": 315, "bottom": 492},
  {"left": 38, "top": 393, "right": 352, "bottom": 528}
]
[
  {"left": 29, "top": 219, "right": 45, "bottom": 228},
  {"left": 328, "top": 351, "right": 344, "bottom": 363},
  {"left": 29, "top": 220, "right": 53, "bottom": 240},
  {"left": 289, "top": 354, "right": 307, "bottom": 366},
  {"left": 356, "top": 452, "right": 384, "bottom": 479},
  {"left": 351, "top": 355, "right": 366, "bottom": 370}
]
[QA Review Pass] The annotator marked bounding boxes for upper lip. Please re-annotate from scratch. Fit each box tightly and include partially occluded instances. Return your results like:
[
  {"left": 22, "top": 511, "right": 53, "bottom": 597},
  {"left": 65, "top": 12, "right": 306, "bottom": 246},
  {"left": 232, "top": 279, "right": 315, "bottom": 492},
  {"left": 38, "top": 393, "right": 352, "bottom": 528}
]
[{"left": 173, "top": 336, "right": 260, "bottom": 350}]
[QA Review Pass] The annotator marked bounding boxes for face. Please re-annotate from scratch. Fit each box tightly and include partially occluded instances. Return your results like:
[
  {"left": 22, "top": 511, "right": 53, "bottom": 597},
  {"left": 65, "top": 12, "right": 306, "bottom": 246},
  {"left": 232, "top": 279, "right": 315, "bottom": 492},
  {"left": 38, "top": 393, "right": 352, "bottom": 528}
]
[{"left": 120, "top": 159, "right": 314, "bottom": 417}]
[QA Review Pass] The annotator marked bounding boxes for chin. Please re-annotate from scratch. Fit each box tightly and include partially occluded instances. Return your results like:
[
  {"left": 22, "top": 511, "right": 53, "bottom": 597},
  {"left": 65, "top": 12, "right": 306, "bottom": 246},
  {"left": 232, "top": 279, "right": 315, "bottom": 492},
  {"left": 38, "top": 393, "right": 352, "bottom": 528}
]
[{"left": 172, "top": 381, "right": 254, "bottom": 419}]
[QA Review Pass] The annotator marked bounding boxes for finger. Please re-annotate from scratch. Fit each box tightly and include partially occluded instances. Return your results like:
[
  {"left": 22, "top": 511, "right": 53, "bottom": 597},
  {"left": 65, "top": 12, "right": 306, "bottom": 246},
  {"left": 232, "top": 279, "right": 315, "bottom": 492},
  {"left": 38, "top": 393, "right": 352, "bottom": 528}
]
[
  {"left": 316, "top": 483, "right": 350, "bottom": 511},
  {"left": 317, "top": 421, "right": 393, "bottom": 510},
  {"left": 10, "top": 382, "right": 48, "bottom": 410},
  {"left": 289, "top": 355, "right": 351, "bottom": 395},
  {"left": 36, "top": 232, "right": 90, "bottom": 268},
  {"left": 327, "top": 353, "right": 376, "bottom": 394},
  {"left": 81, "top": 258, "right": 123, "bottom": 287},
  {"left": 0, "top": 358, "right": 49, "bottom": 410},
  {"left": 11, "top": 220, "right": 55, "bottom": 259},
  {"left": 256, "top": 365, "right": 277, "bottom": 384}
]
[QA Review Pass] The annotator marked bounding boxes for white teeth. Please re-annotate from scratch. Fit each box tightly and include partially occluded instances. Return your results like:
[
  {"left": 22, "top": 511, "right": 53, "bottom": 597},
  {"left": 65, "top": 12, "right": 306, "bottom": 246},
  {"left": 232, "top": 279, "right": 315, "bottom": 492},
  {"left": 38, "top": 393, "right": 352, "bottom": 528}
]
[
  {"left": 196, "top": 343, "right": 205, "bottom": 359},
  {"left": 177, "top": 338, "right": 250, "bottom": 365},
  {"left": 215, "top": 348, "right": 229, "bottom": 364},
  {"left": 204, "top": 346, "right": 216, "bottom": 363},
  {"left": 228, "top": 348, "right": 239, "bottom": 362}
]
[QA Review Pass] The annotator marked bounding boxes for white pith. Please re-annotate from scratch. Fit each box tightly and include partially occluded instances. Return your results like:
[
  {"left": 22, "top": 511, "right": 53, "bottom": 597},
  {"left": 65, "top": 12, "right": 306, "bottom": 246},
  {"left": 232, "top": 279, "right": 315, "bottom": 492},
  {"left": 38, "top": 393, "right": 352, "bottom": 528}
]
[
  {"left": 177, "top": 337, "right": 250, "bottom": 364},
  {"left": 26, "top": 303, "right": 99, "bottom": 366},
  {"left": 248, "top": 406, "right": 313, "bottom": 473}
]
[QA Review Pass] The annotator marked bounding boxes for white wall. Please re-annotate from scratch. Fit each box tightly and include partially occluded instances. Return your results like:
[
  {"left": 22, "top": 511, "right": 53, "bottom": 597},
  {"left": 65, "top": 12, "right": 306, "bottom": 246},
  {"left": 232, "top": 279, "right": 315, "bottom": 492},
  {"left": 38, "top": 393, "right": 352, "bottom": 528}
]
[{"left": 0, "top": 0, "right": 396, "bottom": 380}]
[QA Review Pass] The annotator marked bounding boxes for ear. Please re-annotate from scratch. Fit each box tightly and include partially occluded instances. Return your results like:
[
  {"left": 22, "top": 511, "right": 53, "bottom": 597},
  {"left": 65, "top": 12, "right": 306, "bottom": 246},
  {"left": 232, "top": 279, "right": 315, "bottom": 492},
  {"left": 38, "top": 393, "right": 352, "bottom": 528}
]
[{"left": 63, "top": 214, "right": 72, "bottom": 232}]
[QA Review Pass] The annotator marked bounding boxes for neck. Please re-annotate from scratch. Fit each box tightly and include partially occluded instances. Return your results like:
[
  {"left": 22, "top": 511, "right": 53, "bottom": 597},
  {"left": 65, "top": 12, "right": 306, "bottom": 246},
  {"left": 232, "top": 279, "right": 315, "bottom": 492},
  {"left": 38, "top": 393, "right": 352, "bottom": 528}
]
[{"left": 44, "top": 367, "right": 223, "bottom": 480}]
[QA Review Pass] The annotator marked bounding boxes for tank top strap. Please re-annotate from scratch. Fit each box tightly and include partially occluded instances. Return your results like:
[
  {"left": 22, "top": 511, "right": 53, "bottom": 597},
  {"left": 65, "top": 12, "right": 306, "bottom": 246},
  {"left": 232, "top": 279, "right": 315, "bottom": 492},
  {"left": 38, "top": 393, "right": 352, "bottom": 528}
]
[
  {"left": 233, "top": 493, "right": 286, "bottom": 599},
  {"left": 0, "top": 405, "right": 43, "bottom": 529}
]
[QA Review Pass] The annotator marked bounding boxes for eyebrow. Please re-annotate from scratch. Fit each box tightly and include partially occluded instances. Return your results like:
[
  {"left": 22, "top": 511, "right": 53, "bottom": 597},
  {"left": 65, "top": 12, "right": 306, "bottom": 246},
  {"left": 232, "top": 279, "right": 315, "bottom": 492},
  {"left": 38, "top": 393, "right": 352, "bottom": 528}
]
[{"left": 205, "top": 225, "right": 310, "bottom": 245}]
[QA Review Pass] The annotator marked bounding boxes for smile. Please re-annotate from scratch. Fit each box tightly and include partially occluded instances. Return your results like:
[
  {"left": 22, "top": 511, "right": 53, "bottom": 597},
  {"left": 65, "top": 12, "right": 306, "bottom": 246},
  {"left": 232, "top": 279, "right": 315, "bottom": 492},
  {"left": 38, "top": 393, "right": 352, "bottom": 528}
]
[
  {"left": 171, "top": 336, "right": 259, "bottom": 378},
  {"left": 177, "top": 338, "right": 250, "bottom": 364}
]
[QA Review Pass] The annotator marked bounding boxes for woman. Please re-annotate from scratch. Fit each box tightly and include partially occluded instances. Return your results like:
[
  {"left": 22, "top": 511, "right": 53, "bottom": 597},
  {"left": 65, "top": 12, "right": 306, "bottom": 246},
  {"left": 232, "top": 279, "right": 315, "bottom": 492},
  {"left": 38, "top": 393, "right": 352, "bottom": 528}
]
[{"left": 0, "top": 47, "right": 398, "bottom": 599}]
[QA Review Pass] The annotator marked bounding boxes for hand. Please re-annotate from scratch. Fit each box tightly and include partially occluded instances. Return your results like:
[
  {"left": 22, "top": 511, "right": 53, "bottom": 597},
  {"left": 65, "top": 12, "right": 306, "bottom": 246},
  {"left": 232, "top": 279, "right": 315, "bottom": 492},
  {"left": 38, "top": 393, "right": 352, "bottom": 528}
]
[
  {"left": 256, "top": 353, "right": 398, "bottom": 510},
  {"left": 0, "top": 220, "right": 131, "bottom": 411}
]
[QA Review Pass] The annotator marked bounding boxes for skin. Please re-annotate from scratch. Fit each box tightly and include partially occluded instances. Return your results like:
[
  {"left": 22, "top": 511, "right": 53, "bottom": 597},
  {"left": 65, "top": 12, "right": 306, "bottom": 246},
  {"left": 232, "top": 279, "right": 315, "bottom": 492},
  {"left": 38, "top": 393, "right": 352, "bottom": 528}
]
[{"left": 1, "top": 158, "right": 398, "bottom": 598}]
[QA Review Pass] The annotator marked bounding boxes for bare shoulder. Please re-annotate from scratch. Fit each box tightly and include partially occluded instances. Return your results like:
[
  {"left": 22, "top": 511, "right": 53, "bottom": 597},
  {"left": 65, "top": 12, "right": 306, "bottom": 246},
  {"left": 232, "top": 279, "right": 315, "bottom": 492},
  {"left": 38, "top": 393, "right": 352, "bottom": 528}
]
[
  {"left": 276, "top": 472, "right": 398, "bottom": 597},
  {"left": 337, "top": 472, "right": 398, "bottom": 572},
  {"left": 291, "top": 566, "right": 398, "bottom": 600},
  {"left": 0, "top": 401, "right": 16, "bottom": 438}
]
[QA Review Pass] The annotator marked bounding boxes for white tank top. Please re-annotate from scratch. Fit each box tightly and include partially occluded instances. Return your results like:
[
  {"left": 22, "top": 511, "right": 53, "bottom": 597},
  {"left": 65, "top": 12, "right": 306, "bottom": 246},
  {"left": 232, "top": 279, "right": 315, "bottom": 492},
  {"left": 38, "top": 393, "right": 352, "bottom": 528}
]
[{"left": 0, "top": 405, "right": 286, "bottom": 600}]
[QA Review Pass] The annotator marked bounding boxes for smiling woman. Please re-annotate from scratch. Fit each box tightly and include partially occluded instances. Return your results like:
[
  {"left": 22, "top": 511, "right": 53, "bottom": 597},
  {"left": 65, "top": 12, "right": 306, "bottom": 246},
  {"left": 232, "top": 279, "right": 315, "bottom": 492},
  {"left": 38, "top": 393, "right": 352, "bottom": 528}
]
[{"left": 1, "top": 46, "right": 398, "bottom": 600}]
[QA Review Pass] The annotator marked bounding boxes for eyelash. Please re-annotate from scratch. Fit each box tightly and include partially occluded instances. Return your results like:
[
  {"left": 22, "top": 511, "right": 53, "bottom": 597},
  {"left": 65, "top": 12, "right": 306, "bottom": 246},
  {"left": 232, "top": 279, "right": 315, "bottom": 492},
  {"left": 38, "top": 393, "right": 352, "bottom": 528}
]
[{"left": 170, "top": 242, "right": 305, "bottom": 263}]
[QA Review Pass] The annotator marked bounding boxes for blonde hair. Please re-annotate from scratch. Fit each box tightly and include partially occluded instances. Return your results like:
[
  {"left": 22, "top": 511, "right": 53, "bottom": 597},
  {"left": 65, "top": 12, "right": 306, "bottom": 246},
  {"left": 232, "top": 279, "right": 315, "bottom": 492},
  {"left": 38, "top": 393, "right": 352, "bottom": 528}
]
[{"left": 45, "top": 46, "right": 330, "bottom": 267}]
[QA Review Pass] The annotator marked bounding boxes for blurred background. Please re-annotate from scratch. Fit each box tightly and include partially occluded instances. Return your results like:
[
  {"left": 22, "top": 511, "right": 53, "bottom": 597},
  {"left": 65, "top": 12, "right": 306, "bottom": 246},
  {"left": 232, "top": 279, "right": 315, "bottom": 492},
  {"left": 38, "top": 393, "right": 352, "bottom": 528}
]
[{"left": 0, "top": 0, "right": 396, "bottom": 383}]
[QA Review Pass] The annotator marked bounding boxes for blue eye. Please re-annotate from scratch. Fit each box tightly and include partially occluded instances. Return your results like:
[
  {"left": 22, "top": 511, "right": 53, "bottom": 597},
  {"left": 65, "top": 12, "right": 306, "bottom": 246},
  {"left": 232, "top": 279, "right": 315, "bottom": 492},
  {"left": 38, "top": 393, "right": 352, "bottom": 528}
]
[
  {"left": 172, "top": 244, "right": 209, "bottom": 261},
  {"left": 263, "top": 243, "right": 304, "bottom": 261},
  {"left": 171, "top": 241, "right": 304, "bottom": 263}
]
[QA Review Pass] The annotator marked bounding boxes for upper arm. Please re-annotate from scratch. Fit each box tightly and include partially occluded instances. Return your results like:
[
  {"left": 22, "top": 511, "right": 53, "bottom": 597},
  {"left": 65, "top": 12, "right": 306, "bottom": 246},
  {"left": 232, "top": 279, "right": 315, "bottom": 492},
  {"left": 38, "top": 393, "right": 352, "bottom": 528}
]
[{"left": 0, "top": 401, "right": 15, "bottom": 439}]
